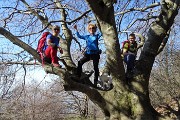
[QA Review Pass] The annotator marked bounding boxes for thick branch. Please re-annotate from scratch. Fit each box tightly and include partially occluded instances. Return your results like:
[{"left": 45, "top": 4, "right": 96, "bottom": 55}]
[
  {"left": 63, "top": 79, "right": 110, "bottom": 118},
  {"left": 0, "top": 27, "right": 41, "bottom": 62},
  {"left": 138, "top": 0, "right": 180, "bottom": 79},
  {"left": 156, "top": 32, "right": 169, "bottom": 55},
  {"left": 86, "top": 0, "right": 124, "bottom": 79},
  {"left": 134, "top": 33, "right": 145, "bottom": 50},
  {"left": 20, "top": 0, "right": 49, "bottom": 26},
  {"left": 54, "top": 0, "right": 76, "bottom": 69}
]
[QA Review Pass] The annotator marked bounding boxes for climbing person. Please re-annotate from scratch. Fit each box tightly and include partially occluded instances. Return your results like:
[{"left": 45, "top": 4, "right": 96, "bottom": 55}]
[
  {"left": 121, "top": 33, "right": 137, "bottom": 79},
  {"left": 43, "top": 25, "right": 63, "bottom": 67},
  {"left": 74, "top": 23, "right": 102, "bottom": 87}
]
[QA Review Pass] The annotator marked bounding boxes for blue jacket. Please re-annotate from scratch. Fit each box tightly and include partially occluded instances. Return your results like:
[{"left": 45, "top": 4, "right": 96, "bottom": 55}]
[
  {"left": 44, "top": 34, "right": 59, "bottom": 50},
  {"left": 77, "top": 32, "right": 102, "bottom": 54}
]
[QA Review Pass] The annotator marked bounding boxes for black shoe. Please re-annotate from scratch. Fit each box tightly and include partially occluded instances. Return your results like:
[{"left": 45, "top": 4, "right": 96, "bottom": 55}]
[
  {"left": 74, "top": 68, "right": 81, "bottom": 78},
  {"left": 71, "top": 75, "right": 81, "bottom": 83},
  {"left": 43, "top": 57, "right": 51, "bottom": 64},
  {"left": 92, "top": 83, "right": 98, "bottom": 88},
  {"left": 93, "top": 79, "right": 98, "bottom": 88},
  {"left": 126, "top": 70, "right": 133, "bottom": 78}
]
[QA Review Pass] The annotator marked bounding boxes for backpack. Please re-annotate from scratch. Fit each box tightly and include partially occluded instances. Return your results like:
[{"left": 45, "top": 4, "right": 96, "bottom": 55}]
[
  {"left": 36, "top": 32, "right": 50, "bottom": 64},
  {"left": 121, "top": 40, "right": 129, "bottom": 54},
  {"left": 122, "top": 40, "right": 130, "bottom": 49},
  {"left": 37, "top": 32, "right": 50, "bottom": 54},
  {"left": 121, "top": 40, "right": 137, "bottom": 53}
]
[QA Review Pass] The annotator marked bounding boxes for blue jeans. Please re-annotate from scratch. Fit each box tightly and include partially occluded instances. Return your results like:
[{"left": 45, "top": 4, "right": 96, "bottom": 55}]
[{"left": 124, "top": 54, "right": 135, "bottom": 71}]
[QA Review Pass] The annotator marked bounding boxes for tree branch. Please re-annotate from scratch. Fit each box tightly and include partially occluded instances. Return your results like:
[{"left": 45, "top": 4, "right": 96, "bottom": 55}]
[
  {"left": 63, "top": 80, "right": 110, "bottom": 118},
  {"left": 115, "top": 2, "right": 160, "bottom": 15},
  {"left": 0, "top": 61, "right": 40, "bottom": 65},
  {"left": 135, "top": 33, "right": 145, "bottom": 50},
  {"left": 0, "top": 29, "right": 104, "bottom": 104},
  {"left": 156, "top": 31, "right": 169, "bottom": 55},
  {"left": 20, "top": 0, "right": 49, "bottom": 26},
  {"left": 0, "top": 27, "right": 41, "bottom": 62},
  {"left": 137, "top": 0, "right": 180, "bottom": 80}
]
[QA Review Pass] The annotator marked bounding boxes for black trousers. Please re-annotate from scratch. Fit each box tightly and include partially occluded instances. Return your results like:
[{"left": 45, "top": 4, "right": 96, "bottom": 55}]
[{"left": 77, "top": 54, "right": 100, "bottom": 84}]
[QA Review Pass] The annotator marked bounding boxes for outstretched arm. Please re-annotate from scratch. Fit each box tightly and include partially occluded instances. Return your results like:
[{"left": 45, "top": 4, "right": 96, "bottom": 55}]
[{"left": 74, "top": 25, "right": 86, "bottom": 40}]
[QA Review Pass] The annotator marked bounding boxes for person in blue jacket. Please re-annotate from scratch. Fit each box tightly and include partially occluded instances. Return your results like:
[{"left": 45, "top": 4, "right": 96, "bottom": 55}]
[{"left": 74, "top": 23, "right": 102, "bottom": 87}]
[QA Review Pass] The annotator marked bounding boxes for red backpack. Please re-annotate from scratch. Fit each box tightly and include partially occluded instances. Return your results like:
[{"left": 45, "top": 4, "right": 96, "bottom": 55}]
[
  {"left": 121, "top": 40, "right": 130, "bottom": 53},
  {"left": 36, "top": 32, "right": 50, "bottom": 64},
  {"left": 121, "top": 40, "right": 137, "bottom": 53},
  {"left": 122, "top": 40, "right": 130, "bottom": 49}
]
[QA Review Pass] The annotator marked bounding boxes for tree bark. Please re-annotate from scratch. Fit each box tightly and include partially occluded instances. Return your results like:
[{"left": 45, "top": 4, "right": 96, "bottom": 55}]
[
  {"left": 54, "top": 0, "right": 76, "bottom": 69},
  {"left": 84, "top": 0, "right": 179, "bottom": 120},
  {"left": 0, "top": 0, "right": 179, "bottom": 119}
]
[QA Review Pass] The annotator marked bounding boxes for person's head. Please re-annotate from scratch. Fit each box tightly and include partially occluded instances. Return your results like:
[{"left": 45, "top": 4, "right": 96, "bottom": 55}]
[
  {"left": 87, "top": 23, "right": 97, "bottom": 34},
  {"left": 128, "top": 33, "right": 136, "bottom": 43},
  {"left": 52, "top": 25, "right": 60, "bottom": 36}
]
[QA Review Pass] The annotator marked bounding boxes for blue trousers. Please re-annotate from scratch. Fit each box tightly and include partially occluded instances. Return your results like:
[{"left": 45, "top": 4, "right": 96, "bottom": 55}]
[{"left": 124, "top": 54, "right": 135, "bottom": 71}]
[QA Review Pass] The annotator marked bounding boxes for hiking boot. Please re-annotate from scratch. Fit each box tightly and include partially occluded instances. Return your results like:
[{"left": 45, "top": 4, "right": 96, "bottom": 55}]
[
  {"left": 126, "top": 70, "right": 133, "bottom": 78},
  {"left": 75, "top": 69, "right": 81, "bottom": 78},
  {"left": 52, "top": 63, "right": 62, "bottom": 68},
  {"left": 43, "top": 57, "right": 51, "bottom": 64},
  {"left": 71, "top": 75, "right": 82, "bottom": 83}
]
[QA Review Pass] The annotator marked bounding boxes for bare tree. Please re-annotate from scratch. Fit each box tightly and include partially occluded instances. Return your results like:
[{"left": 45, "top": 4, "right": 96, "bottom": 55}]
[
  {"left": 150, "top": 40, "right": 180, "bottom": 119},
  {"left": 0, "top": 80, "right": 99, "bottom": 120},
  {"left": 0, "top": 0, "right": 179, "bottom": 119}
]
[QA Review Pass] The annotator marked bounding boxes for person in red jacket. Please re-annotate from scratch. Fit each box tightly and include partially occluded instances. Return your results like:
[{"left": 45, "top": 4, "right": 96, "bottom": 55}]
[{"left": 44, "top": 25, "right": 63, "bottom": 67}]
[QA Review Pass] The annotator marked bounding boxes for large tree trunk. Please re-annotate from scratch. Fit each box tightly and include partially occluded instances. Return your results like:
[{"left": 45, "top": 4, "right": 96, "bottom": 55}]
[
  {"left": 0, "top": 0, "right": 179, "bottom": 120},
  {"left": 84, "top": 0, "right": 179, "bottom": 120}
]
